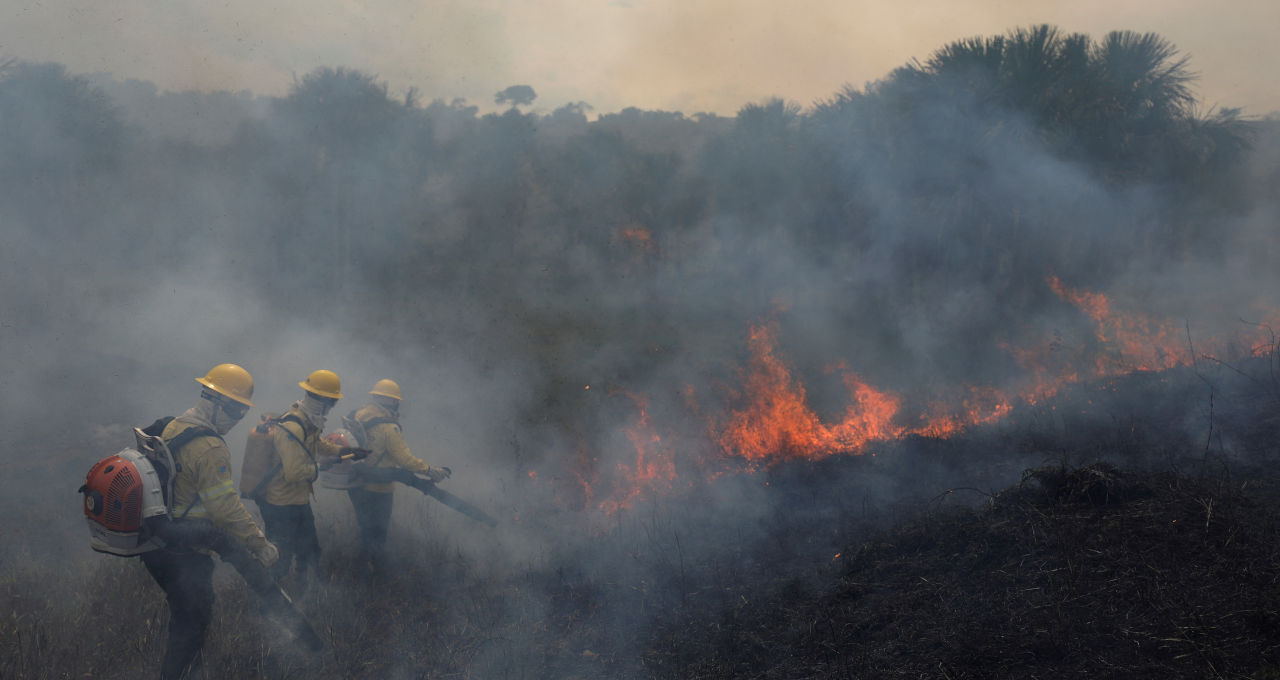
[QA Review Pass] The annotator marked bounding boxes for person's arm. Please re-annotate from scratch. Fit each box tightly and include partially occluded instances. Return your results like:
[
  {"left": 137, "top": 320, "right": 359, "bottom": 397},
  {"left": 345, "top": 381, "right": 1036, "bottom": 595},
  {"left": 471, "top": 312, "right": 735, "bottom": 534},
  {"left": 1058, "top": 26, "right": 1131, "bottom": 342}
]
[{"left": 373, "top": 423, "right": 432, "bottom": 475}]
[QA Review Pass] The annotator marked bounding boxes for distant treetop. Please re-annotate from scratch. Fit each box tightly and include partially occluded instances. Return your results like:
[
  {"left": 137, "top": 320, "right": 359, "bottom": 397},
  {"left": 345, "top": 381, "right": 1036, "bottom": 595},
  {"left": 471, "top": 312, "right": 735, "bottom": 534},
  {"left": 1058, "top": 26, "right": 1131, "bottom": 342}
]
[{"left": 495, "top": 84, "right": 537, "bottom": 108}]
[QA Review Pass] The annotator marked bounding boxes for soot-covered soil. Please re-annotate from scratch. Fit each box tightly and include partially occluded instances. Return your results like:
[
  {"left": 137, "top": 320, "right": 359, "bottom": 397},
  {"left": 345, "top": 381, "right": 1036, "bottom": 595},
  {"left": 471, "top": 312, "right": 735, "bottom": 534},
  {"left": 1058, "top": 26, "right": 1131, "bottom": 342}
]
[{"left": 648, "top": 462, "right": 1280, "bottom": 679}]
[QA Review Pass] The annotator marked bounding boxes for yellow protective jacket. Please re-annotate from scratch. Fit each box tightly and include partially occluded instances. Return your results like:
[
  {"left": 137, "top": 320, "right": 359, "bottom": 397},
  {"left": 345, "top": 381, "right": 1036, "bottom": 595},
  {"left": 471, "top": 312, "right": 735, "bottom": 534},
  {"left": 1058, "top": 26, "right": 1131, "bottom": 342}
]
[
  {"left": 162, "top": 419, "right": 269, "bottom": 553},
  {"left": 260, "top": 405, "right": 344, "bottom": 506},
  {"left": 353, "top": 402, "right": 431, "bottom": 493}
]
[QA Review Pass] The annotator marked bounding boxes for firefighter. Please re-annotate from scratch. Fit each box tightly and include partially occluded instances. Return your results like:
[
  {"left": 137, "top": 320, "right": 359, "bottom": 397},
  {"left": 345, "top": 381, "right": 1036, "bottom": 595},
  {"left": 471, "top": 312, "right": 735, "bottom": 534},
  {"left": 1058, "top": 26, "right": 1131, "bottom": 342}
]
[
  {"left": 346, "top": 378, "right": 451, "bottom": 573},
  {"left": 143, "top": 363, "right": 279, "bottom": 680},
  {"left": 257, "top": 369, "right": 349, "bottom": 592}
]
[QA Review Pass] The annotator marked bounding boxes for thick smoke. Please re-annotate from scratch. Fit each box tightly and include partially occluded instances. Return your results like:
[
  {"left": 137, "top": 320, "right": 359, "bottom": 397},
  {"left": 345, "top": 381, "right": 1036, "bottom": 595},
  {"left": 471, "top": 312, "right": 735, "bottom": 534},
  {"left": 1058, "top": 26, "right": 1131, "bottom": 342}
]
[{"left": 2, "top": 25, "right": 1279, "bottom": 677}]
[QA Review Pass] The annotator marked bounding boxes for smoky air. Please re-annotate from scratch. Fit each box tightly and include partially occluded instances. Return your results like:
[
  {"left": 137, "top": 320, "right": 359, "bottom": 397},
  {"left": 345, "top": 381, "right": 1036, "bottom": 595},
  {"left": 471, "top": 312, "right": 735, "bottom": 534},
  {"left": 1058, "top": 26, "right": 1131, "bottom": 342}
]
[{"left": 3, "top": 24, "right": 1280, "bottom": 679}]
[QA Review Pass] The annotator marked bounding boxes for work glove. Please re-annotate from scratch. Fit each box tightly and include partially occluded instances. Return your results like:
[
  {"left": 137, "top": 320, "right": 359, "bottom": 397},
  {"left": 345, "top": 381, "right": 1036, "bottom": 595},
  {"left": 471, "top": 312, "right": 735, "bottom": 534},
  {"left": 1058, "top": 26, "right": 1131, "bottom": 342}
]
[
  {"left": 423, "top": 466, "right": 452, "bottom": 482},
  {"left": 253, "top": 540, "right": 280, "bottom": 568}
]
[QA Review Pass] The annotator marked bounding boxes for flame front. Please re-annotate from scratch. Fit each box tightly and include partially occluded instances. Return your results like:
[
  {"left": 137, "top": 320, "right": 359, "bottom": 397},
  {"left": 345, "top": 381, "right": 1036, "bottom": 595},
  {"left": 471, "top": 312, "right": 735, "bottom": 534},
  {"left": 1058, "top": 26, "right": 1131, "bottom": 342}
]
[
  {"left": 533, "top": 276, "right": 1279, "bottom": 516},
  {"left": 717, "top": 325, "right": 878, "bottom": 461},
  {"left": 716, "top": 324, "right": 1013, "bottom": 464},
  {"left": 1047, "top": 275, "right": 1185, "bottom": 373}
]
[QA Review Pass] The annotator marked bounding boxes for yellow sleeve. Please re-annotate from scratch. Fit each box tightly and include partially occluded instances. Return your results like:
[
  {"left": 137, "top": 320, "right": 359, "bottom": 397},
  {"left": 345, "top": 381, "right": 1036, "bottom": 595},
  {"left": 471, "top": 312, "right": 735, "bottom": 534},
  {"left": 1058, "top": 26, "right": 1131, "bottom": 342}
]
[
  {"left": 274, "top": 420, "right": 318, "bottom": 483},
  {"left": 190, "top": 440, "right": 269, "bottom": 551},
  {"left": 371, "top": 422, "right": 431, "bottom": 474}
]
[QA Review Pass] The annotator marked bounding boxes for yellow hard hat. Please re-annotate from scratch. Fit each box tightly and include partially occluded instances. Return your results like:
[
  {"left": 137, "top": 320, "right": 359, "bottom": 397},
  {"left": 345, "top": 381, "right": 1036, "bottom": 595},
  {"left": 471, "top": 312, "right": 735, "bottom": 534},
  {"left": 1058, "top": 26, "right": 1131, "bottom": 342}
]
[
  {"left": 195, "top": 363, "right": 254, "bottom": 407},
  {"left": 369, "top": 379, "right": 402, "bottom": 401},
  {"left": 299, "top": 369, "right": 343, "bottom": 400}
]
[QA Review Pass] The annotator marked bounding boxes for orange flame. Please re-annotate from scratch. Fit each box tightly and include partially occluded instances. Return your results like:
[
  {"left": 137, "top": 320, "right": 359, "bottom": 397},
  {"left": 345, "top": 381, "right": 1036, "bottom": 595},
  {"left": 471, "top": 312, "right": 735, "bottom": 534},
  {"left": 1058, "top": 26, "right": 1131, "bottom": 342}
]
[
  {"left": 617, "top": 226, "right": 655, "bottom": 250},
  {"left": 613, "top": 225, "right": 660, "bottom": 274},
  {"left": 912, "top": 387, "right": 1013, "bottom": 438},
  {"left": 598, "top": 391, "right": 678, "bottom": 514},
  {"left": 1047, "top": 276, "right": 1185, "bottom": 373},
  {"left": 718, "top": 324, "right": 889, "bottom": 461},
  {"left": 534, "top": 277, "right": 1280, "bottom": 516},
  {"left": 716, "top": 324, "right": 1015, "bottom": 464}
]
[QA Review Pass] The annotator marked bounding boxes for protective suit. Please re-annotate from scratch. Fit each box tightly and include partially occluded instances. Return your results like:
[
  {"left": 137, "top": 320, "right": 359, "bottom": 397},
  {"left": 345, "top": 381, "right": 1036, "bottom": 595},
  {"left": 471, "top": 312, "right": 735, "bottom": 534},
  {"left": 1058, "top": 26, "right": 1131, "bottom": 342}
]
[
  {"left": 351, "top": 401, "right": 433, "bottom": 493},
  {"left": 346, "top": 380, "right": 449, "bottom": 573},
  {"left": 141, "top": 363, "right": 276, "bottom": 680},
  {"left": 259, "top": 405, "right": 343, "bottom": 506},
  {"left": 164, "top": 419, "right": 272, "bottom": 551},
  {"left": 257, "top": 370, "right": 345, "bottom": 590}
]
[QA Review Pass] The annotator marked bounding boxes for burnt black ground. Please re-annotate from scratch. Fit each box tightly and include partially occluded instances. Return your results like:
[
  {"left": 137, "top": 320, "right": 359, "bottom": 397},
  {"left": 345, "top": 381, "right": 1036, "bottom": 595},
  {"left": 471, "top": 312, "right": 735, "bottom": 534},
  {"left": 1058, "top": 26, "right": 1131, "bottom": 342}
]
[
  {"left": 635, "top": 359, "right": 1280, "bottom": 679},
  {"left": 643, "top": 462, "right": 1280, "bottom": 679}
]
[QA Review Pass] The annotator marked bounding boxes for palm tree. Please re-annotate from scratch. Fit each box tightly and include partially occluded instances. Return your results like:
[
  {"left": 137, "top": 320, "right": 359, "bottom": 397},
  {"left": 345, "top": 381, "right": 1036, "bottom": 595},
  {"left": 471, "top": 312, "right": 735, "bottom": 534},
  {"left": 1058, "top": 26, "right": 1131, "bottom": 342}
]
[
  {"left": 808, "top": 25, "right": 1251, "bottom": 307},
  {"left": 1072, "top": 31, "right": 1196, "bottom": 176},
  {"left": 872, "top": 25, "right": 1245, "bottom": 183},
  {"left": 1091, "top": 31, "right": 1194, "bottom": 122}
]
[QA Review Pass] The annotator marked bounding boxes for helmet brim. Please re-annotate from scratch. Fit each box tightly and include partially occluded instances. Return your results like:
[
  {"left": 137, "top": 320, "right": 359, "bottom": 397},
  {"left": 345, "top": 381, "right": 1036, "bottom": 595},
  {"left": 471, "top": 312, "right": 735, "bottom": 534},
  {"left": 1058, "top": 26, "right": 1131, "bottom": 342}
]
[
  {"left": 196, "top": 376, "right": 254, "bottom": 407},
  {"left": 299, "top": 381, "right": 343, "bottom": 400}
]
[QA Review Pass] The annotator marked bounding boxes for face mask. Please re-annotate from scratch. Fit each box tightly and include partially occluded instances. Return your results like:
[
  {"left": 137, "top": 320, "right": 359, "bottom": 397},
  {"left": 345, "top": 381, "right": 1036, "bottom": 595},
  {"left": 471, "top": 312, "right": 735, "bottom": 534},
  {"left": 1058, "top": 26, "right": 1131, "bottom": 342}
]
[
  {"left": 184, "top": 393, "right": 245, "bottom": 436},
  {"left": 299, "top": 393, "right": 335, "bottom": 429},
  {"left": 214, "top": 400, "right": 249, "bottom": 435},
  {"left": 373, "top": 395, "right": 400, "bottom": 414},
  {"left": 210, "top": 406, "right": 236, "bottom": 435}
]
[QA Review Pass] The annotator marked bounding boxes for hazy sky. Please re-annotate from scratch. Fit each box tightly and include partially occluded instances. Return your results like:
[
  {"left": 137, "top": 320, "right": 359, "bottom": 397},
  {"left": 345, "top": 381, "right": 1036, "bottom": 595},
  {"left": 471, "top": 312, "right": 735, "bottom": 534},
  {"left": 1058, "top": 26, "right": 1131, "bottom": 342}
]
[{"left": 3, "top": 0, "right": 1277, "bottom": 116}]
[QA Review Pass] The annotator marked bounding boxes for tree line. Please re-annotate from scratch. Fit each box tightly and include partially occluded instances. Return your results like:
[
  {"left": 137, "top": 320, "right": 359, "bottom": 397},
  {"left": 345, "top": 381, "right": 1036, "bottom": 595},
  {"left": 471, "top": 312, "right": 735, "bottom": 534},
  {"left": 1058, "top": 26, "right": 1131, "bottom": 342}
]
[{"left": 2, "top": 25, "right": 1276, "bottom": 438}]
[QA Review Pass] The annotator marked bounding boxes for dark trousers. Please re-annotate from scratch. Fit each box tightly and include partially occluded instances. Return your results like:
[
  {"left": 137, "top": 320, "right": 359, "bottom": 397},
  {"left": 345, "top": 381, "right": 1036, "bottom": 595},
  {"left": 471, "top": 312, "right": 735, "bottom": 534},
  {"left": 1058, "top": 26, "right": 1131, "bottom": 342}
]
[
  {"left": 347, "top": 487, "right": 394, "bottom": 568},
  {"left": 141, "top": 547, "right": 215, "bottom": 680},
  {"left": 258, "top": 502, "right": 321, "bottom": 585}
]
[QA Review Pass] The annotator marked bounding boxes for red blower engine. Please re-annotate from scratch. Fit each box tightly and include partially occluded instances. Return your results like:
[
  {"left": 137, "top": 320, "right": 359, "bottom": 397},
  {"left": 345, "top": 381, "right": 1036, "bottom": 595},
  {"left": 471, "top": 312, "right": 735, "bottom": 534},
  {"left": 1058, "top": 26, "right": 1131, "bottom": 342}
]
[{"left": 80, "top": 428, "right": 175, "bottom": 556}]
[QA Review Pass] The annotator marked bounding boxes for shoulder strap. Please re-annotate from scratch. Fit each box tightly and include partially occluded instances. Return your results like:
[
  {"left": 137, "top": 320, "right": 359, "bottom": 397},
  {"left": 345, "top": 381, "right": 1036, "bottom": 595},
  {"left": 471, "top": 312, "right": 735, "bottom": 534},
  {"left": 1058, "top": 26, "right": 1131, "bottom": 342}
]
[
  {"left": 162, "top": 424, "right": 220, "bottom": 519},
  {"left": 166, "top": 425, "right": 221, "bottom": 454},
  {"left": 276, "top": 414, "right": 312, "bottom": 454},
  {"left": 276, "top": 414, "right": 319, "bottom": 475},
  {"left": 142, "top": 416, "right": 176, "bottom": 438},
  {"left": 357, "top": 415, "right": 401, "bottom": 466},
  {"left": 361, "top": 416, "right": 398, "bottom": 430},
  {"left": 246, "top": 414, "right": 318, "bottom": 499}
]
